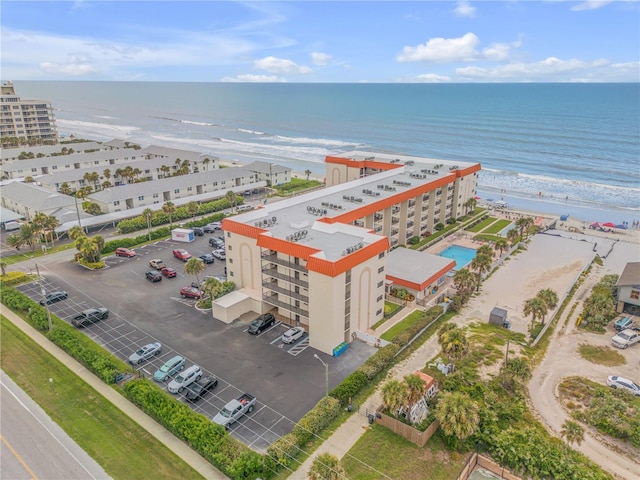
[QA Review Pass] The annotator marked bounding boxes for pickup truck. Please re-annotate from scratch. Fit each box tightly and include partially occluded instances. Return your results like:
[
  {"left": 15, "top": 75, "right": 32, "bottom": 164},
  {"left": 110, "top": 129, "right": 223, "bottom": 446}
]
[
  {"left": 212, "top": 393, "right": 256, "bottom": 428},
  {"left": 611, "top": 329, "right": 640, "bottom": 349},
  {"left": 71, "top": 308, "right": 109, "bottom": 327}
]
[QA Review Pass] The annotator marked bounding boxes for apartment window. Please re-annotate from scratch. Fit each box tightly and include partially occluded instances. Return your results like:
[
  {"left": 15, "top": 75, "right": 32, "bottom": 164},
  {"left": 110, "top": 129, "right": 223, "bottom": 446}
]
[
  {"left": 376, "top": 308, "right": 383, "bottom": 316},
  {"left": 227, "top": 232, "right": 231, "bottom": 238},
  {"left": 295, "top": 286, "right": 300, "bottom": 294},
  {"left": 174, "top": 189, "right": 180, "bottom": 194},
  {"left": 187, "top": 187, "right": 192, "bottom": 191},
  {"left": 378, "top": 266, "right": 384, "bottom": 274},
  {"left": 94, "top": 160, "right": 99, "bottom": 165},
  {"left": 52, "top": 165, "right": 57, "bottom": 170},
  {"left": 377, "top": 281, "right": 384, "bottom": 288},
  {"left": 213, "top": 182, "right": 218, "bottom": 186},
  {"left": 31, "top": 168, "right": 37, "bottom": 173},
  {"left": 377, "top": 295, "right": 383, "bottom": 302},
  {"left": 378, "top": 252, "right": 385, "bottom": 259},
  {"left": 152, "top": 193, "right": 159, "bottom": 198},
  {"left": 229, "top": 258, "right": 233, "bottom": 264},
  {"left": 230, "top": 271, "right": 234, "bottom": 277},
  {"left": 228, "top": 245, "right": 232, "bottom": 251},
  {"left": 113, "top": 201, "right": 120, "bottom": 206},
  {"left": 631, "top": 290, "right": 640, "bottom": 300}
]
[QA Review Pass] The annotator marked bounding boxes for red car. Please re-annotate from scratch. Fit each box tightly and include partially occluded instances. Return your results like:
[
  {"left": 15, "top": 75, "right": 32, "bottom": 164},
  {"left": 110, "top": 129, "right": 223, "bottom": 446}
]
[
  {"left": 173, "top": 249, "right": 192, "bottom": 261},
  {"left": 180, "top": 286, "right": 202, "bottom": 299},
  {"left": 115, "top": 247, "right": 136, "bottom": 257},
  {"left": 161, "top": 267, "right": 177, "bottom": 278}
]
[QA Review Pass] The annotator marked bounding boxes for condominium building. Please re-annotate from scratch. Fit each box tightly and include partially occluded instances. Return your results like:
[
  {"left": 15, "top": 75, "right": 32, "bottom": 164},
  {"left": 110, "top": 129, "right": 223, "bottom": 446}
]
[
  {"left": 221, "top": 152, "right": 480, "bottom": 354},
  {"left": 1, "top": 81, "right": 58, "bottom": 145}
]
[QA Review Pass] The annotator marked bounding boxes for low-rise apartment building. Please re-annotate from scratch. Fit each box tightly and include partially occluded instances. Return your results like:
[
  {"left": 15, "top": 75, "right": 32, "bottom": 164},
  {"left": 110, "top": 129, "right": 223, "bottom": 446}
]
[{"left": 222, "top": 152, "right": 480, "bottom": 354}]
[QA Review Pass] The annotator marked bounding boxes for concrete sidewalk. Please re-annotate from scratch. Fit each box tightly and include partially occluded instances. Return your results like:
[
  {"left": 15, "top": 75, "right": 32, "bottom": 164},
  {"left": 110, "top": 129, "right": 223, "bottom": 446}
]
[{"left": 1, "top": 306, "right": 227, "bottom": 480}]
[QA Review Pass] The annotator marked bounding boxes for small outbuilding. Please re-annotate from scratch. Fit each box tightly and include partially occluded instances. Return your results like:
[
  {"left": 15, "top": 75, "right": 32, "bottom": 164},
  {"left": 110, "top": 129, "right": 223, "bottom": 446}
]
[
  {"left": 171, "top": 228, "right": 195, "bottom": 243},
  {"left": 489, "top": 307, "right": 509, "bottom": 328}
]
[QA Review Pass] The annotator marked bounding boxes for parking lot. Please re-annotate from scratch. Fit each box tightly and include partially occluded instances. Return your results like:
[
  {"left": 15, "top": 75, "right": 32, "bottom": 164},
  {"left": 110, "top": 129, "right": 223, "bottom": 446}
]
[{"left": 18, "top": 231, "right": 374, "bottom": 452}]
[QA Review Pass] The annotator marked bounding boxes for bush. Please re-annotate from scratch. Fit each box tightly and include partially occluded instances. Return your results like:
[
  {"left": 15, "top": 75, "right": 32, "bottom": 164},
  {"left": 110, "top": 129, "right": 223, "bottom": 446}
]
[
  {"left": 330, "top": 370, "right": 368, "bottom": 404},
  {"left": 266, "top": 433, "right": 300, "bottom": 468},
  {"left": 435, "top": 222, "right": 445, "bottom": 231},
  {"left": 1, "top": 286, "right": 38, "bottom": 316},
  {"left": 293, "top": 396, "right": 341, "bottom": 445},
  {"left": 29, "top": 304, "right": 51, "bottom": 330},
  {"left": 392, "top": 305, "right": 444, "bottom": 347},
  {"left": 0, "top": 271, "right": 31, "bottom": 286},
  {"left": 77, "top": 260, "right": 106, "bottom": 270}
]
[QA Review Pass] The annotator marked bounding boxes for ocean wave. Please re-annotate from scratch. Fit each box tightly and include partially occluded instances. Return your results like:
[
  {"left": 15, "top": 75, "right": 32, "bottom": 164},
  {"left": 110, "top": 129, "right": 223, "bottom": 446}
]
[
  {"left": 57, "top": 118, "right": 140, "bottom": 138},
  {"left": 94, "top": 115, "right": 117, "bottom": 119},
  {"left": 149, "top": 115, "right": 221, "bottom": 127},
  {"left": 272, "top": 134, "right": 358, "bottom": 148},
  {"left": 238, "top": 128, "right": 268, "bottom": 135}
]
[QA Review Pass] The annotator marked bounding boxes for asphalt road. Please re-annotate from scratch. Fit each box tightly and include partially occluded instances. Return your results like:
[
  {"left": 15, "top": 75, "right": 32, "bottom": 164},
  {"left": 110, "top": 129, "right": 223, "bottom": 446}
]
[
  {"left": 16, "top": 231, "right": 374, "bottom": 452},
  {"left": 1, "top": 371, "right": 111, "bottom": 480}
]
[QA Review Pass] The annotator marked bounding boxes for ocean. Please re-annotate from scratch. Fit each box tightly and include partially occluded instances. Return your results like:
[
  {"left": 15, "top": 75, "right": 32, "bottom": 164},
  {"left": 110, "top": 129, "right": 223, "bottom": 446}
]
[{"left": 15, "top": 81, "right": 640, "bottom": 223}]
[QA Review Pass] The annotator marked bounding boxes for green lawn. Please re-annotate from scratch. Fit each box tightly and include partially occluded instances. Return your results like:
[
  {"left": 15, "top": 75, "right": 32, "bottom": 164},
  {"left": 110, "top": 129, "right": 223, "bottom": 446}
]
[
  {"left": 341, "top": 424, "right": 466, "bottom": 480},
  {"left": 0, "top": 316, "right": 204, "bottom": 480},
  {"left": 484, "top": 219, "right": 512, "bottom": 234},
  {"left": 274, "top": 177, "right": 322, "bottom": 195},
  {"left": 467, "top": 217, "right": 497, "bottom": 233},
  {"left": 381, "top": 310, "right": 426, "bottom": 341},
  {"left": 577, "top": 344, "right": 626, "bottom": 366}
]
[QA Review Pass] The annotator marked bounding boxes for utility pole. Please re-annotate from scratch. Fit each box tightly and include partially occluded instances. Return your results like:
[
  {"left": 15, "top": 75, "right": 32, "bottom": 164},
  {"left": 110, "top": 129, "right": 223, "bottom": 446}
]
[
  {"left": 35, "top": 263, "right": 52, "bottom": 331},
  {"left": 502, "top": 338, "right": 510, "bottom": 387},
  {"left": 314, "top": 354, "right": 329, "bottom": 397},
  {"left": 73, "top": 191, "right": 83, "bottom": 230}
]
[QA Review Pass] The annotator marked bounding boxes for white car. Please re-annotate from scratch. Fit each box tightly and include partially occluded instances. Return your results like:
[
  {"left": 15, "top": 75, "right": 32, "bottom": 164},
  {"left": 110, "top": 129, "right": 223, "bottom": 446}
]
[
  {"left": 129, "top": 342, "right": 162, "bottom": 364},
  {"left": 212, "top": 249, "right": 226, "bottom": 260},
  {"left": 606, "top": 375, "right": 640, "bottom": 396},
  {"left": 282, "top": 327, "right": 305, "bottom": 344},
  {"left": 167, "top": 365, "right": 202, "bottom": 394}
]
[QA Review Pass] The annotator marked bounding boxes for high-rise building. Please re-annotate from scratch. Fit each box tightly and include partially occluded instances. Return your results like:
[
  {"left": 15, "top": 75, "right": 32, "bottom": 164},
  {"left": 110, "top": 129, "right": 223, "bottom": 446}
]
[{"left": 1, "top": 81, "right": 58, "bottom": 146}]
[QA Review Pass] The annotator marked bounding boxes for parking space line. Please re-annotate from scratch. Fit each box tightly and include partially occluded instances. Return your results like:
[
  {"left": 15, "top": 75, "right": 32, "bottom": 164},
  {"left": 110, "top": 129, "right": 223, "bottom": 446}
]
[{"left": 287, "top": 337, "right": 309, "bottom": 356}]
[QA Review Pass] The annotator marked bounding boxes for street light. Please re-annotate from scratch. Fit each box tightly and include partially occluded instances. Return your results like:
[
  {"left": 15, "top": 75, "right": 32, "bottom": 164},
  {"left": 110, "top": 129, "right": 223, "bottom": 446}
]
[
  {"left": 313, "top": 354, "right": 329, "bottom": 397},
  {"left": 34, "top": 262, "right": 52, "bottom": 331}
]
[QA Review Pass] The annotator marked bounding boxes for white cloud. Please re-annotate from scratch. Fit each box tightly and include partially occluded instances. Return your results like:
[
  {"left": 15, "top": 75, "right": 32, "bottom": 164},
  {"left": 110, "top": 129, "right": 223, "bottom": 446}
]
[
  {"left": 40, "top": 61, "right": 98, "bottom": 76},
  {"left": 221, "top": 74, "right": 286, "bottom": 83},
  {"left": 571, "top": 1, "right": 614, "bottom": 11},
  {"left": 397, "top": 33, "right": 522, "bottom": 63},
  {"left": 410, "top": 74, "right": 453, "bottom": 83},
  {"left": 254, "top": 56, "right": 312, "bottom": 74},
  {"left": 397, "top": 32, "right": 480, "bottom": 63},
  {"left": 311, "top": 52, "right": 332, "bottom": 66},
  {"left": 455, "top": 57, "right": 639, "bottom": 82},
  {"left": 454, "top": 0, "right": 476, "bottom": 17}
]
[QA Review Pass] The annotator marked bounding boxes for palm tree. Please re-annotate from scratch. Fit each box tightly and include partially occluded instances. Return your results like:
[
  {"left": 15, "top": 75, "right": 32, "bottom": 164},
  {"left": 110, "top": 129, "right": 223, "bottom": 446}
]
[
  {"left": 225, "top": 190, "right": 237, "bottom": 213},
  {"left": 31, "top": 212, "right": 49, "bottom": 246},
  {"left": 68, "top": 225, "right": 85, "bottom": 241},
  {"left": 304, "top": 169, "right": 312, "bottom": 181},
  {"left": 43, "top": 215, "right": 60, "bottom": 247},
  {"left": 103, "top": 168, "right": 111, "bottom": 184},
  {"left": 404, "top": 373, "right": 427, "bottom": 423},
  {"left": 561, "top": 420, "right": 585, "bottom": 446},
  {"left": 0, "top": 261, "right": 6, "bottom": 276},
  {"left": 184, "top": 257, "right": 206, "bottom": 296},
  {"left": 476, "top": 244, "right": 493, "bottom": 259},
  {"left": 516, "top": 217, "right": 534, "bottom": 239},
  {"left": 16, "top": 223, "right": 38, "bottom": 251},
  {"left": 463, "top": 197, "right": 477, "bottom": 215},
  {"left": 452, "top": 268, "right": 477, "bottom": 305},
  {"left": 186, "top": 201, "right": 199, "bottom": 219},
  {"left": 204, "top": 276, "right": 222, "bottom": 319},
  {"left": 523, "top": 296, "right": 548, "bottom": 334},
  {"left": 470, "top": 253, "right": 492, "bottom": 289},
  {"left": 7, "top": 232, "right": 25, "bottom": 251},
  {"left": 536, "top": 288, "right": 558, "bottom": 324},
  {"left": 202, "top": 157, "right": 211, "bottom": 170},
  {"left": 435, "top": 391, "right": 480, "bottom": 441},
  {"left": 381, "top": 379, "right": 406, "bottom": 419},
  {"left": 308, "top": 453, "right": 345, "bottom": 480},
  {"left": 59, "top": 182, "right": 73, "bottom": 195},
  {"left": 495, "top": 238, "right": 508, "bottom": 257},
  {"left": 438, "top": 326, "right": 469, "bottom": 360},
  {"left": 142, "top": 208, "right": 154, "bottom": 241},
  {"left": 162, "top": 202, "right": 176, "bottom": 227},
  {"left": 160, "top": 165, "right": 171, "bottom": 178},
  {"left": 502, "top": 357, "right": 531, "bottom": 390},
  {"left": 506, "top": 227, "right": 519, "bottom": 246}
]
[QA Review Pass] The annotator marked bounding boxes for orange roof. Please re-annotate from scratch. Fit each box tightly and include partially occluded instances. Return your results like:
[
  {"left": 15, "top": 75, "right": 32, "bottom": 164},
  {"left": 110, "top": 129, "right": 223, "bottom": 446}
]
[
  {"left": 414, "top": 371, "right": 435, "bottom": 390},
  {"left": 386, "top": 260, "right": 455, "bottom": 291},
  {"left": 325, "top": 155, "right": 402, "bottom": 172},
  {"left": 307, "top": 236, "right": 389, "bottom": 277}
]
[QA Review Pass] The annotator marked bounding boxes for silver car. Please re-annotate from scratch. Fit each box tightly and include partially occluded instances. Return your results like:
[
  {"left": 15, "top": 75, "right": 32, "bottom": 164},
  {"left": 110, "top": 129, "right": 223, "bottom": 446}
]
[
  {"left": 167, "top": 365, "right": 202, "bottom": 394},
  {"left": 606, "top": 375, "right": 640, "bottom": 396},
  {"left": 129, "top": 342, "right": 162, "bottom": 365}
]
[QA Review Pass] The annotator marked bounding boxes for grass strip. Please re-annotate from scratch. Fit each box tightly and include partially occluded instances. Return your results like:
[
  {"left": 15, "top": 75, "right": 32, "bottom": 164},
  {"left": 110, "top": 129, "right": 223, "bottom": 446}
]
[
  {"left": 0, "top": 315, "right": 204, "bottom": 480},
  {"left": 381, "top": 310, "right": 430, "bottom": 342},
  {"left": 467, "top": 217, "right": 497, "bottom": 233},
  {"left": 484, "top": 219, "right": 512, "bottom": 234}
]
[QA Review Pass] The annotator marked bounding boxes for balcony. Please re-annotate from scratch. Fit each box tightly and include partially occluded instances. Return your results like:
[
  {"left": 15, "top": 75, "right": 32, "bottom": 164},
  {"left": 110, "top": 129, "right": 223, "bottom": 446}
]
[
  {"left": 262, "top": 253, "right": 308, "bottom": 272},
  {"left": 261, "top": 266, "right": 309, "bottom": 288},
  {"left": 262, "top": 293, "right": 309, "bottom": 317},
  {"left": 262, "top": 280, "right": 309, "bottom": 301}
]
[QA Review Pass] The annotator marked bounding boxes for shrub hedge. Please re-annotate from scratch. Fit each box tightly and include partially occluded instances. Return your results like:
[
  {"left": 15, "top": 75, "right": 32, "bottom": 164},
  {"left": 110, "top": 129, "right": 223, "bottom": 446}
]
[
  {"left": 0, "top": 271, "right": 31, "bottom": 286},
  {"left": 266, "top": 432, "right": 301, "bottom": 469},
  {"left": 292, "top": 396, "right": 341, "bottom": 445},
  {"left": 392, "top": 305, "right": 444, "bottom": 347},
  {"left": 123, "top": 379, "right": 267, "bottom": 479}
]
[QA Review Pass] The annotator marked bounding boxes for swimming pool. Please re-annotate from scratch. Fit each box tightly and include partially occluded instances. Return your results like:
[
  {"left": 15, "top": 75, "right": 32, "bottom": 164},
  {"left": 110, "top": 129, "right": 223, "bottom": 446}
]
[{"left": 438, "top": 245, "right": 477, "bottom": 270}]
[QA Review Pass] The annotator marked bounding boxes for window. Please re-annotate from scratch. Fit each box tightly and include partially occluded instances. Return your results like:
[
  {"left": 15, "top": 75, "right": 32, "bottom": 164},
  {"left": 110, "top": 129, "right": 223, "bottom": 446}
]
[
  {"left": 377, "top": 295, "right": 383, "bottom": 302},
  {"left": 376, "top": 308, "right": 382, "bottom": 316},
  {"left": 174, "top": 189, "right": 180, "bottom": 194},
  {"left": 378, "top": 266, "right": 384, "bottom": 274},
  {"left": 230, "top": 271, "right": 234, "bottom": 277},
  {"left": 138, "top": 196, "right": 144, "bottom": 201},
  {"left": 631, "top": 290, "right": 640, "bottom": 300},
  {"left": 228, "top": 245, "right": 232, "bottom": 251},
  {"left": 377, "top": 281, "right": 384, "bottom": 288},
  {"left": 152, "top": 193, "right": 159, "bottom": 198},
  {"left": 187, "top": 187, "right": 192, "bottom": 191},
  {"left": 228, "top": 258, "right": 233, "bottom": 264},
  {"left": 378, "top": 252, "right": 385, "bottom": 259},
  {"left": 113, "top": 201, "right": 120, "bottom": 206},
  {"left": 227, "top": 232, "right": 231, "bottom": 237}
]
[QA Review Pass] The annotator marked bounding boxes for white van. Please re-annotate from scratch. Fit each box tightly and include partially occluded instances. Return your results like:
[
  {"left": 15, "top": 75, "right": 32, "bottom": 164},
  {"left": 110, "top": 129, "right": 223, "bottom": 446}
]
[
  {"left": 4, "top": 221, "right": 21, "bottom": 232},
  {"left": 236, "top": 205, "right": 253, "bottom": 213}
]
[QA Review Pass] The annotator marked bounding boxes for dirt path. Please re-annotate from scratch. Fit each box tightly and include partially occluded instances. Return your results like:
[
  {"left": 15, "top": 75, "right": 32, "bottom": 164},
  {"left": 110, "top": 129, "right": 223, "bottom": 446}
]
[{"left": 528, "top": 266, "right": 640, "bottom": 480}]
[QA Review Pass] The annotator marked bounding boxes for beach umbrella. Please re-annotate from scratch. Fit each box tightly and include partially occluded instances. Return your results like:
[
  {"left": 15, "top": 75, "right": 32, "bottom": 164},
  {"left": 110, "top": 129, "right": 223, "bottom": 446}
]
[
  {"left": 602, "top": 222, "right": 617, "bottom": 228},
  {"left": 615, "top": 224, "right": 628, "bottom": 229},
  {"left": 589, "top": 222, "right": 601, "bottom": 228},
  {"left": 474, "top": 196, "right": 481, "bottom": 200}
]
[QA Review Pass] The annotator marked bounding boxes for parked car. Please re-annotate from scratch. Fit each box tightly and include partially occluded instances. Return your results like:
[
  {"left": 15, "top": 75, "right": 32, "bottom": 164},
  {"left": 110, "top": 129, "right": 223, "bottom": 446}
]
[
  {"left": 149, "top": 258, "right": 166, "bottom": 269},
  {"left": 606, "top": 375, "right": 640, "bottom": 396},
  {"left": 248, "top": 313, "right": 276, "bottom": 334},
  {"left": 180, "top": 286, "right": 202, "bottom": 299},
  {"left": 39, "top": 290, "right": 68, "bottom": 305},
  {"left": 282, "top": 327, "right": 305, "bottom": 344},
  {"left": 614, "top": 317, "right": 633, "bottom": 332},
  {"left": 172, "top": 249, "right": 192, "bottom": 261},
  {"left": 212, "top": 393, "right": 256, "bottom": 428},
  {"left": 167, "top": 365, "right": 202, "bottom": 394},
  {"left": 212, "top": 249, "right": 226, "bottom": 260},
  {"left": 115, "top": 247, "right": 136, "bottom": 257},
  {"left": 153, "top": 355, "right": 186, "bottom": 382},
  {"left": 71, "top": 308, "right": 109, "bottom": 328},
  {"left": 612, "top": 329, "right": 640, "bottom": 349},
  {"left": 199, "top": 253, "right": 215, "bottom": 264},
  {"left": 203, "top": 222, "right": 221, "bottom": 233},
  {"left": 161, "top": 267, "right": 177, "bottom": 278},
  {"left": 192, "top": 227, "right": 204, "bottom": 236},
  {"left": 209, "top": 237, "right": 225, "bottom": 248},
  {"left": 146, "top": 270, "right": 162, "bottom": 282},
  {"left": 128, "top": 342, "right": 162, "bottom": 364},
  {"left": 185, "top": 376, "right": 218, "bottom": 402}
]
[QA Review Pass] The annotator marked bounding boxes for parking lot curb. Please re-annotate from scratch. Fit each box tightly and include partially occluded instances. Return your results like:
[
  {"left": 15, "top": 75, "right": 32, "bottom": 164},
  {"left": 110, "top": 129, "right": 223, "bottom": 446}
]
[{"left": 1, "top": 305, "right": 228, "bottom": 480}]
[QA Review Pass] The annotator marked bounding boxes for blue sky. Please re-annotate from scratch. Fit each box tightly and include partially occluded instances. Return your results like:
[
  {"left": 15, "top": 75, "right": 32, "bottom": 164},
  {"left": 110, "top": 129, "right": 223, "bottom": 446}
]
[{"left": 2, "top": 1, "right": 639, "bottom": 82}]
